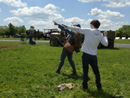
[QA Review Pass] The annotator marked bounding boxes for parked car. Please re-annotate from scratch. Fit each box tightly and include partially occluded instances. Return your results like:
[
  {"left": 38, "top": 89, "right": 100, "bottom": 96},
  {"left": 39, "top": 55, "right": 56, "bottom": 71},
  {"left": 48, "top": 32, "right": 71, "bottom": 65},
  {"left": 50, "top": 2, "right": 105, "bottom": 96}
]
[{"left": 13, "top": 34, "right": 21, "bottom": 38}]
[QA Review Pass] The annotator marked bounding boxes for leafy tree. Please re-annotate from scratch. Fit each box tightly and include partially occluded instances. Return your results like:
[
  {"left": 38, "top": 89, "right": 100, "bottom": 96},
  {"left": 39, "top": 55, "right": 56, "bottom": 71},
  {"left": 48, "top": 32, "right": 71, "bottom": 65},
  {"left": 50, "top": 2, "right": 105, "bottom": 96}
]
[
  {"left": 115, "top": 28, "right": 123, "bottom": 39},
  {"left": 0, "top": 28, "right": 4, "bottom": 36},
  {"left": 0, "top": 24, "right": 27, "bottom": 37},
  {"left": 21, "top": 33, "right": 26, "bottom": 38},
  {"left": 8, "top": 23, "right": 16, "bottom": 36},
  {"left": 0, "top": 26, "right": 9, "bottom": 37},
  {"left": 39, "top": 31, "right": 43, "bottom": 34},
  {"left": 15, "top": 26, "right": 19, "bottom": 34},
  {"left": 30, "top": 26, "right": 35, "bottom": 29},
  {"left": 122, "top": 25, "right": 130, "bottom": 39},
  {"left": 29, "top": 26, "right": 35, "bottom": 34},
  {"left": 5, "top": 29, "right": 10, "bottom": 38},
  {"left": 115, "top": 25, "right": 130, "bottom": 39},
  {"left": 18, "top": 25, "right": 26, "bottom": 34}
]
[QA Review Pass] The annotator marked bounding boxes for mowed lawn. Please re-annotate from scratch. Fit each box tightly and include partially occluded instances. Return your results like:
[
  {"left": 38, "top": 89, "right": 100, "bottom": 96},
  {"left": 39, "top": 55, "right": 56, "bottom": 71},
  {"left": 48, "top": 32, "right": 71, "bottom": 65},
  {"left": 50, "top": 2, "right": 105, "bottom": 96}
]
[
  {"left": 114, "top": 39, "right": 130, "bottom": 44},
  {"left": 0, "top": 41, "right": 130, "bottom": 98}
]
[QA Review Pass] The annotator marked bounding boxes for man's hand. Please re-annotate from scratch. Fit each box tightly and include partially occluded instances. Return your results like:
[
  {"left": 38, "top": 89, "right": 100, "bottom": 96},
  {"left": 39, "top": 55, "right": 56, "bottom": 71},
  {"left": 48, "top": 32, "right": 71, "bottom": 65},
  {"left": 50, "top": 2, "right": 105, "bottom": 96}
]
[
  {"left": 62, "top": 24, "right": 67, "bottom": 28},
  {"left": 53, "top": 21, "right": 59, "bottom": 25},
  {"left": 103, "top": 31, "right": 108, "bottom": 36}
]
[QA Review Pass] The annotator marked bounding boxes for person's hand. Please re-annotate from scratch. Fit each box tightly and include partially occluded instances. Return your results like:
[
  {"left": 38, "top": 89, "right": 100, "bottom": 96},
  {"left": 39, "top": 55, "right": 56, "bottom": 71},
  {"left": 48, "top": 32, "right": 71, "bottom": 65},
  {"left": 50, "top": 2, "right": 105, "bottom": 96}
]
[
  {"left": 53, "top": 21, "right": 59, "bottom": 25},
  {"left": 62, "top": 24, "right": 67, "bottom": 28},
  {"left": 103, "top": 31, "right": 108, "bottom": 36}
]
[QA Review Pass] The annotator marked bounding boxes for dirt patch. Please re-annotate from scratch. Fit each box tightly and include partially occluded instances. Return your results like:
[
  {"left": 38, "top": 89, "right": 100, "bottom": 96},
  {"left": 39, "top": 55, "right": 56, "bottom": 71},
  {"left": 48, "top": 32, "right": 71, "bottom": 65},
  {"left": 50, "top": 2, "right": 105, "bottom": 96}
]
[{"left": 0, "top": 45, "right": 23, "bottom": 50}]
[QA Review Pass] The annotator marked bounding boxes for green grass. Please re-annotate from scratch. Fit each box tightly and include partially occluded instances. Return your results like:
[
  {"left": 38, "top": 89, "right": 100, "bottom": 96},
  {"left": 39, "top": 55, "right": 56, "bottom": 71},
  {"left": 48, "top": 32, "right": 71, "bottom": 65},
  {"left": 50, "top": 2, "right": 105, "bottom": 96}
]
[
  {"left": 0, "top": 37, "right": 21, "bottom": 40},
  {"left": 1, "top": 37, "right": 130, "bottom": 44},
  {"left": 0, "top": 42, "right": 130, "bottom": 98},
  {"left": 0, "top": 37, "right": 49, "bottom": 41},
  {"left": 114, "top": 39, "right": 130, "bottom": 44}
]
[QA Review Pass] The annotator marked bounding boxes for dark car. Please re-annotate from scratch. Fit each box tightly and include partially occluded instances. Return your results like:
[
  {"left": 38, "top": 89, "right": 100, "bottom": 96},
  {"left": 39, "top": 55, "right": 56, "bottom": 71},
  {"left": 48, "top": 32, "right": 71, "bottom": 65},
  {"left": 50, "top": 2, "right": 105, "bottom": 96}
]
[{"left": 13, "top": 34, "right": 21, "bottom": 38}]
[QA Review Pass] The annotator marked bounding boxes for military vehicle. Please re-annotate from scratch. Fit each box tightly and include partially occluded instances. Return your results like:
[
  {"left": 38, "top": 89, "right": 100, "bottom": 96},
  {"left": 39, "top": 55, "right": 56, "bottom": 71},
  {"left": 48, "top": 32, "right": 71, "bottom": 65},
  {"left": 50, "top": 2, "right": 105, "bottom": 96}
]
[
  {"left": 43, "top": 28, "right": 59, "bottom": 40},
  {"left": 98, "top": 30, "right": 115, "bottom": 48},
  {"left": 50, "top": 29, "right": 66, "bottom": 46}
]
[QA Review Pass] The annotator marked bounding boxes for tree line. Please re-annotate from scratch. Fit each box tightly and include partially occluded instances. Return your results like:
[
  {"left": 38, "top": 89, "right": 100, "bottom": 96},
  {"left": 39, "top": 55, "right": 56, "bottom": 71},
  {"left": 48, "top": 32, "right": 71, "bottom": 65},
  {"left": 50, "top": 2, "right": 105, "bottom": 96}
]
[
  {"left": 0, "top": 23, "right": 26, "bottom": 37},
  {"left": 115, "top": 25, "right": 130, "bottom": 39},
  {"left": 0, "top": 23, "right": 43, "bottom": 38}
]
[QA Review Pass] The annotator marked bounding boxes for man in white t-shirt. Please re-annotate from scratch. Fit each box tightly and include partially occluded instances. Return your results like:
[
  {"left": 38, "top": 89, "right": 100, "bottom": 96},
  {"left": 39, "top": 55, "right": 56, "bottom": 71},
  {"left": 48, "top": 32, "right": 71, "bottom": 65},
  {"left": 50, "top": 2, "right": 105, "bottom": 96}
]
[{"left": 62, "top": 20, "right": 108, "bottom": 90}]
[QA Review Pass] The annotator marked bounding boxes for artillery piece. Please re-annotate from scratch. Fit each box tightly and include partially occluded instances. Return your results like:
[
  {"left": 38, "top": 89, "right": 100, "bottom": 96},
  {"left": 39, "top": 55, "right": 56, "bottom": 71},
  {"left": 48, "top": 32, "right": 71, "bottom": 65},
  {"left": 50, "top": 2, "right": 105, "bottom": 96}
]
[
  {"left": 50, "top": 29, "right": 66, "bottom": 46},
  {"left": 98, "top": 30, "right": 115, "bottom": 48}
]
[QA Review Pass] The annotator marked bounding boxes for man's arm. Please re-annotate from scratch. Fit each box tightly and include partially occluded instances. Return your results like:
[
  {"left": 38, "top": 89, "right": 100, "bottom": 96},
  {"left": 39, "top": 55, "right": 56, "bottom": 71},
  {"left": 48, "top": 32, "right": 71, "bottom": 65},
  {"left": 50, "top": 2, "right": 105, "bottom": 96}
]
[
  {"left": 53, "top": 21, "right": 74, "bottom": 34},
  {"left": 58, "top": 25, "right": 74, "bottom": 34},
  {"left": 62, "top": 24, "right": 89, "bottom": 34},
  {"left": 101, "top": 32, "right": 108, "bottom": 46}
]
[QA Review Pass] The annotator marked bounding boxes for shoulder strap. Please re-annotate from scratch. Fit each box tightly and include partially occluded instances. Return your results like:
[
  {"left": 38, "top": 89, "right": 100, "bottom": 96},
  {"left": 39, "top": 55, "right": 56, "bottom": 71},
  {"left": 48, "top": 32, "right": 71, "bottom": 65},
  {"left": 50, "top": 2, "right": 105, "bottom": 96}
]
[{"left": 66, "top": 34, "right": 70, "bottom": 40}]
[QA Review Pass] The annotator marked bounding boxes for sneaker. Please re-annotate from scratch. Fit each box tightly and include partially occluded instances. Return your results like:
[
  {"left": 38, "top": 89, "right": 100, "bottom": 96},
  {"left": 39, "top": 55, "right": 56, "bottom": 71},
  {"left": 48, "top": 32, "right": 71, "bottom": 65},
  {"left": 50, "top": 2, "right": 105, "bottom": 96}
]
[
  {"left": 79, "top": 86, "right": 88, "bottom": 91},
  {"left": 56, "top": 70, "right": 60, "bottom": 74}
]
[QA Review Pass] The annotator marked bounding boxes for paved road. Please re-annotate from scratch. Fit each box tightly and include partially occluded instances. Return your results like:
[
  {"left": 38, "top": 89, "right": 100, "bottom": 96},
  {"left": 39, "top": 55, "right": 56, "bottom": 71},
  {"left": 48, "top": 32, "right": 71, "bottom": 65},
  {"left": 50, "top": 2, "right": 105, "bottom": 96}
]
[
  {"left": 0, "top": 40, "right": 130, "bottom": 48},
  {"left": 0, "top": 40, "right": 49, "bottom": 43},
  {"left": 114, "top": 43, "right": 130, "bottom": 48}
]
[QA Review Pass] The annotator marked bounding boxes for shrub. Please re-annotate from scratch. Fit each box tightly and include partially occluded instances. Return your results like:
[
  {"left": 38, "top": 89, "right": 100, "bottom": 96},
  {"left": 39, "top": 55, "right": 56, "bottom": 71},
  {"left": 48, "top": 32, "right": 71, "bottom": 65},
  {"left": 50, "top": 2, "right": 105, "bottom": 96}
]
[{"left": 21, "top": 33, "right": 26, "bottom": 38}]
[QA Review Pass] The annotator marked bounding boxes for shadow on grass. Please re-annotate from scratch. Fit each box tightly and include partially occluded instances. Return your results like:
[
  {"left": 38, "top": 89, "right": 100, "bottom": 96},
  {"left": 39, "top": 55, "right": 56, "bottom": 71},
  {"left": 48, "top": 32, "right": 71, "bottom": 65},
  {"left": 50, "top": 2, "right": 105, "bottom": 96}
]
[
  {"left": 73, "top": 88, "right": 123, "bottom": 98},
  {"left": 99, "top": 47, "right": 120, "bottom": 50},
  {"left": 85, "top": 89, "right": 123, "bottom": 98},
  {"left": 62, "top": 73, "right": 82, "bottom": 80}
]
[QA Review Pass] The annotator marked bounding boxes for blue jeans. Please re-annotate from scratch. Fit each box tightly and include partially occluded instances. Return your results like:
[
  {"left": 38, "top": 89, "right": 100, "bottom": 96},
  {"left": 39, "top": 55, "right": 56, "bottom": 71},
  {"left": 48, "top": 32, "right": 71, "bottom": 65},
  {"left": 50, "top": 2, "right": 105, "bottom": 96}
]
[
  {"left": 82, "top": 52, "right": 101, "bottom": 89},
  {"left": 57, "top": 48, "right": 76, "bottom": 72}
]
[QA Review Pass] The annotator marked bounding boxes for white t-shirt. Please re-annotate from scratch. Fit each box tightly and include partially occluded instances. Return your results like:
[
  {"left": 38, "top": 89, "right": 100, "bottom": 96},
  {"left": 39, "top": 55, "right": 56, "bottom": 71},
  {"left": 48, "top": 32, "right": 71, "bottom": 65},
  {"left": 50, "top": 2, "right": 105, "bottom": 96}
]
[{"left": 67, "top": 26, "right": 108, "bottom": 55}]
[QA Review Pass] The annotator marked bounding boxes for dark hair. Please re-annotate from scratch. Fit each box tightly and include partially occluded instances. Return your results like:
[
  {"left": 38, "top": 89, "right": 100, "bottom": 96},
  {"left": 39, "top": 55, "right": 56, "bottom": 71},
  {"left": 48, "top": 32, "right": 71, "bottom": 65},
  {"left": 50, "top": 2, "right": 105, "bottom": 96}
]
[
  {"left": 90, "top": 20, "right": 100, "bottom": 28},
  {"left": 73, "top": 24, "right": 81, "bottom": 28}
]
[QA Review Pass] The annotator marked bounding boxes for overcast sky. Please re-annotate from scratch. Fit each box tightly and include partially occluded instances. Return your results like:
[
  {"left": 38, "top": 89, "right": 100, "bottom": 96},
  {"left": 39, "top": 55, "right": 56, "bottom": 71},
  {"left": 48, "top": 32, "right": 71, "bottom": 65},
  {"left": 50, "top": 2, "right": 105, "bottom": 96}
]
[{"left": 0, "top": 0, "right": 130, "bottom": 31}]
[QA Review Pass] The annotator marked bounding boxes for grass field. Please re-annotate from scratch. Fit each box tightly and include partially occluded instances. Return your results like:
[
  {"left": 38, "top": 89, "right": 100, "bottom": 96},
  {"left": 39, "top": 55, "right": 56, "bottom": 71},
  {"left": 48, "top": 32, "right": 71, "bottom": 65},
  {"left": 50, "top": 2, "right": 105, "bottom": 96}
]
[
  {"left": 114, "top": 39, "right": 130, "bottom": 44},
  {"left": 0, "top": 37, "right": 49, "bottom": 41},
  {"left": 0, "top": 42, "right": 130, "bottom": 98}
]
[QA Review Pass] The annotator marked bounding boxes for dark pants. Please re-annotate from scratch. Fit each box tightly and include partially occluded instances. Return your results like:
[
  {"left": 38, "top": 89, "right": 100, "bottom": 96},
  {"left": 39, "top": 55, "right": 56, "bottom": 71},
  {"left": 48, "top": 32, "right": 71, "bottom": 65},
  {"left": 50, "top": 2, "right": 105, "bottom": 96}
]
[
  {"left": 82, "top": 52, "right": 101, "bottom": 89},
  {"left": 57, "top": 48, "right": 76, "bottom": 72},
  {"left": 29, "top": 36, "right": 36, "bottom": 45}
]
